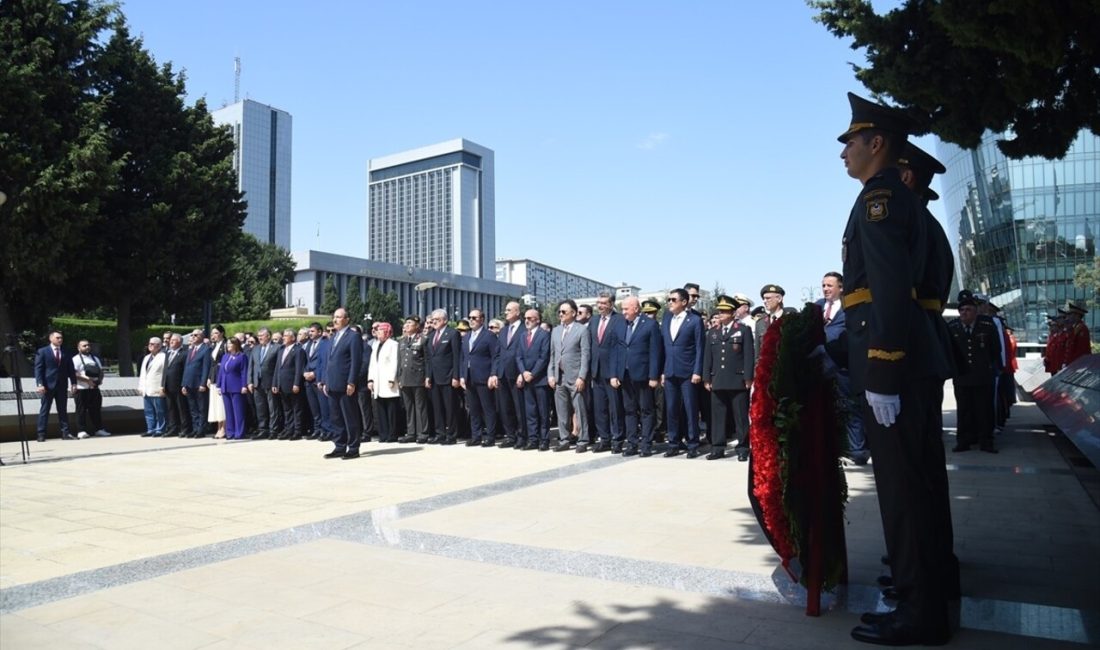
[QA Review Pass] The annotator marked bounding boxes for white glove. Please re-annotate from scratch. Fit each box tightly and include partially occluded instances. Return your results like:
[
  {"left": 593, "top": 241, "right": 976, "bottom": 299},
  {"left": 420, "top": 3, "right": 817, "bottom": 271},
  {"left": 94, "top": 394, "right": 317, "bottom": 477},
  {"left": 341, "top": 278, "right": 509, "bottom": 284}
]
[
  {"left": 809, "top": 344, "right": 838, "bottom": 379},
  {"left": 866, "top": 390, "right": 900, "bottom": 427}
]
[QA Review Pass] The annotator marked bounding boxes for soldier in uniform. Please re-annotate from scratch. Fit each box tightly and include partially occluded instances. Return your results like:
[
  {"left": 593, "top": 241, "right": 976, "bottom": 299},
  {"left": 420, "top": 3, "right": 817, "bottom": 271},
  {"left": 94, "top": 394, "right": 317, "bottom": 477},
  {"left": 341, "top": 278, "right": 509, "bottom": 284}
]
[
  {"left": 833, "top": 93, "right": 954, "bottom": 646},
  {"left": 1043, "top": 311, "right": 1066, "bottom": 373},
  {"left": 753, "top": 284, "right": 795, "bottom": 361},
  {"left": 947, "top": 291, "right": 1002, "bottom": 453},
  {"left": 702, "top": 295, "right": 754, "bottom": 460},
  {"left": 397, "top": 316, "right": 430, "bottom": 443},
  {"left": 1061, "top": 302, "right": 1092, "bottom": 368},
  {"left": 642, "top": 299, "right": 667, "bottom": 440}
]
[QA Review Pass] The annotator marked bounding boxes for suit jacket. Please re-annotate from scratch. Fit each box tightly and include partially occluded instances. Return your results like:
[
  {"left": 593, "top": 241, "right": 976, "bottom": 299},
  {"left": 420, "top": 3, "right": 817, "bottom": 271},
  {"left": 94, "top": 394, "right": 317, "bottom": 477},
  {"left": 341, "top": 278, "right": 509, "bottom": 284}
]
[
  {"left": 494, "top": 320, "right": 524, "bottom": 381},
  {"left": 397, "top": 333, "right": 427, "bottom": 387},
  {"left": 462, "top": 327, "right": 499, "bottom": 384},
  {"left": 549, "top": 322, "right": 590, "bottom": 384},
  {"left": 702, "top": 322, "right": 755, "bottom": 390},
  {"left": 249, "top": 343, "right": 278, "bottom": 389},
  {"left": 516, "top": 327, "right": 551, "bottom": 386},
  {"left": 589, "top": 312, "right": 622, "bottom": 380},
  {"left": 139, "top": 351, "right": 166, "bottom": 396},
  {"left": 425, "top": 326, "right": 461, "bottom": 384},
  {"left": 661, "top": 311, "right": 704, "bottom": 379},
  {"left": 34, "top": 345, "right": 75, "bottom": 391},
  {"left": 610, "top": 316, "right": 661, "bottom": 383},
  {"left": 275, "top": 343, "right": 305, "bottom": 393},
  {"left": 207, "top": 340, "right": 226, "bottom": 384},
  {"left": 181, "top": 343, "right": 211, "bottom": 388},
  {"left": 324, "top": 327, "right": 362, "bottom": 392},
  {"left": 816, "top": 298, "right": 846, "bottom": 343},
  {"left": 217, "top": 352, "right": 249, "bottom": 394},
  {"left": 304, "top": 337, "right": 329, "bottom": 382},
  {"left": 162, "top": 346, "right": 186, "bottom": 391}
]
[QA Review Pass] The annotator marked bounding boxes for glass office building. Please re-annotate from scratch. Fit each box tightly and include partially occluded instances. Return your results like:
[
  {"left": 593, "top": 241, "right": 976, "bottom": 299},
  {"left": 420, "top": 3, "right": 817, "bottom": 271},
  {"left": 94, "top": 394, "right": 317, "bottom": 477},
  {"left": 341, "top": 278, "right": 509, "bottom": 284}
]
[
  {"left": 937, "top": 130, "right": 1099, "bottom": 343},
  {"left": 211, "top": 99, "right": 293, "bottom": 250}
]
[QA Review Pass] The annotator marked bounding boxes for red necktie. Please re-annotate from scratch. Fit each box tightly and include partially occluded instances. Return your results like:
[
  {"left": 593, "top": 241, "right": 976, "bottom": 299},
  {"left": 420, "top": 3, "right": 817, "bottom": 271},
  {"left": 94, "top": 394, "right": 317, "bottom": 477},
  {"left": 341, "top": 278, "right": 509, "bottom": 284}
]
[
  {"left": 598, "top": 317, "right": 607, "bottom": 343},
  {"left": 434, "top": 329, "right": 442, "bottom": 346},
  {"left": 188, "top": 347, "right": 196, "bottom": 362},
  {"left": 823, "top": 301, "right": 833, "bottom": 322},
  {"left": 55, "top": 348, "right": 61, "bottom": 366},
  {"left": 526, "top": 330, "right": 533, "bottom": 347}
]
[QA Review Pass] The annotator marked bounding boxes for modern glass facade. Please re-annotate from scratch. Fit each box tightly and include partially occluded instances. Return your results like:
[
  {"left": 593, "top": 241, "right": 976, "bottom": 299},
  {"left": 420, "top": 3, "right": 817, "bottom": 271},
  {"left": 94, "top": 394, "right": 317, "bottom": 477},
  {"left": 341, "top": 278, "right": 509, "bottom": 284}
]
[
  {"left": 368, "top": 139, "right": 495, "bottom": 279},
  {"left": 937, "top": 130, "right": 1099, "bottom": 343},
  {"left": 211, "top": 99, "right": 293, "bottom": 250}
]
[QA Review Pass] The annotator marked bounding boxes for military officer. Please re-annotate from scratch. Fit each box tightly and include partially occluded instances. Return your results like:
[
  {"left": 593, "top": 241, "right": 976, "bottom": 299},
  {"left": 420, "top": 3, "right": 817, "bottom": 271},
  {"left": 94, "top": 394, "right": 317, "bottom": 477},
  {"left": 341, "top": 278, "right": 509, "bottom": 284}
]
[
  {"left": 397, "top": 316, "right": 430, "bottom": 443},
  {"left": 702, "top": 295, "right": 754, "bottom": 460},
  {"left": 642, "top": 299, "right": 667, "bottom": 439},
  {"left": 834, "top": 93, "right": 954, "bottom": 647},
  {"left": 947, "top": 291, "right": 1002, "bottom": 453},
  {"left": 753, "top": 284, "right": 795, "bottom": 360},
  {"left": 1061, "top": 302, "right": 1092, "bottom": 369}
]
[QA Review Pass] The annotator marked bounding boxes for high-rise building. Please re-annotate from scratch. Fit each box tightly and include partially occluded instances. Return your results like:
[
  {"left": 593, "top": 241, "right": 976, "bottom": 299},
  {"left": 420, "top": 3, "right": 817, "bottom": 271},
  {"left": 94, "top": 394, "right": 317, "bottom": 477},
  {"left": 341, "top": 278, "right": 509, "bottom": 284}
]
[
  {"left": 937, "top": 130, "right": 1099, "bottom": 343},
  {"left": 368, "top": 139, "right": 494, "bottom": 279},
  {"left": 211, "top": 99, "right": 292, "bottom": 250},
  {"left": 495, "top": 259, "right": 615, "bottom": 306}
]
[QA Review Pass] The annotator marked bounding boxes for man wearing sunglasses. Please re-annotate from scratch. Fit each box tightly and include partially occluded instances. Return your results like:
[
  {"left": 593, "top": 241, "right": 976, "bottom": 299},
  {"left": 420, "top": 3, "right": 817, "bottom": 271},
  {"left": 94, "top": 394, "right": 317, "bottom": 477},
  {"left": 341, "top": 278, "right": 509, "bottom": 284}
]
[
  {"left": 549, "top": 299, "right": 590, "bottom": 452},
  {"left": 660, "top": 288, "right": 705, "bottom": 458}
]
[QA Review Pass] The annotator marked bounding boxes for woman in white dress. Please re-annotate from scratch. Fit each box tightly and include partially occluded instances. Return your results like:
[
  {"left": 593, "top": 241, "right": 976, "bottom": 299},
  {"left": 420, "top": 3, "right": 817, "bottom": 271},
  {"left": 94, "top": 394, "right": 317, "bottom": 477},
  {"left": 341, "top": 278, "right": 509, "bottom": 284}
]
[{"left": 206, "top": 325, "right": 227, "bottom": 438}]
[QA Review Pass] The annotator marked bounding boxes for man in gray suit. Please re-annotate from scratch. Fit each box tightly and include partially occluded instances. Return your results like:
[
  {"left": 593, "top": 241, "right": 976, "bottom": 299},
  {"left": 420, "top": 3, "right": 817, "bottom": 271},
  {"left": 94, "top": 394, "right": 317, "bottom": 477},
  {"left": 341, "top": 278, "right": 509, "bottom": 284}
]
[
  {"left": 549, "top": 299, "right": 591, "bottom": 452},
  {"left": 248, "top": 327, "right": 279, "bottom": 439}
]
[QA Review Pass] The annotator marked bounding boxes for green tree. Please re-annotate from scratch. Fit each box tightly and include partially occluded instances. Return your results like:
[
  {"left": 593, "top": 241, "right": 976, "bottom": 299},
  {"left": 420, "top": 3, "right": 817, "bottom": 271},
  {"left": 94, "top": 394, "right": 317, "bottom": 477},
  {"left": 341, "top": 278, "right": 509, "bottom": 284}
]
[
  {"left": 320, "top": 274, "right": 340, "bottom": 315},
  {"left": 0, "top": 0, "right": 120, "bottom": 335},
  {"left": 365, "top": 286, "right": 402, "bottom": 331},
  {"left": 810, "top": 0, "right": 1100, "bottom": 159},
  {"left": 540, "top": 303, "right": 559, "bottom": 328},
  {"left": 213, "top": 233, "right": 296, "bottom": 321},
  {"left": 88, "top": 23, "right": 244, "bottom": 374},
  {"left": 345, "top": 277, "right": 366, "bottom": 325},
  {"left": 1074, "top": 258, "right": 1100, "bottom": 308}
]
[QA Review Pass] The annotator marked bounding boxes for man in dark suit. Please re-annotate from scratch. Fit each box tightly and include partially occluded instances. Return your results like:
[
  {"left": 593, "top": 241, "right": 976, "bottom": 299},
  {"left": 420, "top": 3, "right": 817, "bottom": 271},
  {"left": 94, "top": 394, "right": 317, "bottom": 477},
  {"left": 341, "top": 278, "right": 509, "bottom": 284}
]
[
  {"left": 661, "top": 288, "right": 705, "bottom": 457},
  {"left": 460, "top": 308, "right": 500, "bottom": 447},
  {"left": 835, "top": 93, "right": 954, "bottom": 646},
  {"left": 754, "top": 284, "right": 796, "bottom": 361},
  {"left": 323, "top": 307, "right": 363, "bottom": 459},
  {"left": 273, "top": 327, "right": 306, "bottom": 440},
  {"left": 493, "top": 301, "right": 526, "bottom": 448},
  {"left": 817, "top": 272, "right": 869, "bottom": 464},
  {"left": 425, "top": 308, "right": 461, "bottom": 444},
  {"left": 517, "top": 308, "right": 552, "bottom": 450},
  {"left": 303, "top": 322, "right": 332, "bottom": 440},
  {"left": 589, "top": 292, "right": 625, "bottom": 452},
  {"left": 34, "top": 329, "right": 76, "bottom": 441},
  {"left": 948, "top": 292, "right": 1002, "bottom": 453},
  {"left": 248, "top": 327, "right": 279, "bottom": 440},
  {"left": 702, "top": 295, "right": 755, "bottom": 460},
  {"left": 181, "top": 330, "right": 211, "bottom": 438},
  {"left": 610, "top": 296, "right": 662, "bottom": 456},
  {"left": 161, "top": 333, "right": 188, "bottom": 437}
]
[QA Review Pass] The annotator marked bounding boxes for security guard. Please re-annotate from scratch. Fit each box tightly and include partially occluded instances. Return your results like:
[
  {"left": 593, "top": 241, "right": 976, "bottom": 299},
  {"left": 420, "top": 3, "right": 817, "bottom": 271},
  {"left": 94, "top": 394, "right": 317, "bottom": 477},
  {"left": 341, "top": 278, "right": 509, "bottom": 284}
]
[
  {"left": 947, "top": 291, "right": 1002, "bottom": 453},
  {"left": 702, "top": 295, "right": 754, "bottom": 460},
  {"left": 835, "top": 93, "right": 954, "bottom": 646}
]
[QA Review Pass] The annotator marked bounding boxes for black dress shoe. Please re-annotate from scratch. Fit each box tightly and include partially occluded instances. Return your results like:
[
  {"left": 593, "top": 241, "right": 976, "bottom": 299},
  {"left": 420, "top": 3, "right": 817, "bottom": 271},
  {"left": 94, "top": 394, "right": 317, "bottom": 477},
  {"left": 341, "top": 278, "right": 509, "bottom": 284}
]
[
  {"left": 622, "top": 447, "right": 638, "bottom": 457},
  {"left": 593, "top": 442, "right": 611, "bottom": 453},
  {"left": 37, "top": 433, "right": 46, "bottom": 442},
  {"left": 706, "top": 449, "right": 725, "bottom": 460},
  {"left": 640, "top": 449, "right": 654, "bottom": 457},
  {"left": 498, "top": 438, "right": 515, "bottom": 448},
  {"left": 62, "top": 432, "right": 75, "bottom": 440},
  {"left": 426, "top": 435, "right": 440, "bottom": 444},
  {"left": 951, "top": 444, "right": 971, "bottom": 452},
  {"left": 881, "top": 554, "right": 891, "bottom": 565},
  {"left": 465, "top": 439, "right": 481, "bottom": 447},
  {"left": 482, "top": 440, "right": 494, "bottom": 447},
  {"left": 737, "top": 450, "right": 749, "bottom": 462},
  {"left": 397, "top": 435, "right": 415, "bottom": 443},
  {"left": 341, "top": 451, "right": 360, "bottom": 460},
  {"left": 881, "top": 587, "right": 899, "bottom": 601},
  {"left": 416, "top": 436, "right": 430, "bottom": 444},
  {"left": 440, "top": 437, "right": 456, "bottom": 445},
  {"left": 850, "top": 618, "right": 948, "bottom": 646},
  {"left": 663, "top": 448, "right": 680, "bottom": 458},
  {"left": 324, "top": 450, "right": 346, "bottom": 459},
  {"left": 553, "top": 442, "right": 571, "bottom": 452},
  {"left": 539, "top": 442, "right": 550, "bottom": 451},
  {"left": 611, "top": 444, "right": 622, "bottom": 454},
  {"left": 686, "top": 449, "right": 700, "bottom": 459},
  {"left": 524, "top": 441, "right": 538, "bottom": 450},
  {"left": 575, "top": 443, "right": 589, "bottom": 453},
  {"left": 877, "top": 575, "right": 893, "bottom": 588}
]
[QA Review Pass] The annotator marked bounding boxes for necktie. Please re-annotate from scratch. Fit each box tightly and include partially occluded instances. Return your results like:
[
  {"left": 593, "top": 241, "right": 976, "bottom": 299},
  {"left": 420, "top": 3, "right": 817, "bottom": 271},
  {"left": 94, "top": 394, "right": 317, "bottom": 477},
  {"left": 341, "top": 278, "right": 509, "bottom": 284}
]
[
  {"left": 507, "top": 323, "right": 516, "bottom": 346},
  {"left": 145, "top": 355, "right": 153, "bottom": 371},
  {"left": 723, "top": 325, "right": 730, "bottom": 336},
  {"left": 434, "top": 329, "right": 442, "bottom": 346},
  {"left": 824, "top": 301, "right": 833, "bottom": 322},
  {"left": 54, "top": 348, "right": 61, "bottom": 366},
  {"left": 625, "top": 319, "right": 635, "bottom": 344},
  {"left": 188, "top": 346, "right": 196, "bottom": 362},
  {"left": 598, "top": 316, "right": 608, "bottom": 343},
  {"left": 562, "top": 324, "right": 569, "bottom": 345},
  {"left": 470, "top": 329, "right": 478, "bottom": 350},
  {"left": 770, "top": 315, "right": 777, "bottom": 324},
  {"left": 526, "top": 329, "right": 534, "bottom": 347},
  {"left": 260, "top": 345, "right": 267, "bottom": 363}
]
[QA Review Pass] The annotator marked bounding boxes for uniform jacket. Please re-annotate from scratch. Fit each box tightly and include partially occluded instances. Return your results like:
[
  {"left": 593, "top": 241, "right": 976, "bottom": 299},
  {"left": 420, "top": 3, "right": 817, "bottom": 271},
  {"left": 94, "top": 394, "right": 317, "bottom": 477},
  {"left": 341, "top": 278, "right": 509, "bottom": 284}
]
[
  {"left": 397, "top": 333, "right": 427, "bottom": 387},
  {"left": 948, "top": 317, "right": 1003, "bottom": 386},
  {"left": 610, "top": 315, "right": 661, "bottom": 382},
  {"left": 702, "top": 322, "right": 755, "bottom": 390}
]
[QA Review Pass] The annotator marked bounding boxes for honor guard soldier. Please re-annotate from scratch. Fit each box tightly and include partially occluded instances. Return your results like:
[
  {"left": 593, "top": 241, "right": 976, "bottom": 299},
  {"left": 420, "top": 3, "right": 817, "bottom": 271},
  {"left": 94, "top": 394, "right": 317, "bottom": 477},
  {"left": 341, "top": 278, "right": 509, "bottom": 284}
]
[
  {"left": 701, "top": 295, "right": 754, "bottom": 460},
  {"left": 642, "top": 299, "right": 667, "bottom": 439},
  {"left": 947, "top": 291, "right": 1002, "bottom": 453},
  {"left": 1061, "top": 302, "right": 1092, "bottom": 368},
  {"left": 833, "top": 93, "right": 955, "bottom": 647}
]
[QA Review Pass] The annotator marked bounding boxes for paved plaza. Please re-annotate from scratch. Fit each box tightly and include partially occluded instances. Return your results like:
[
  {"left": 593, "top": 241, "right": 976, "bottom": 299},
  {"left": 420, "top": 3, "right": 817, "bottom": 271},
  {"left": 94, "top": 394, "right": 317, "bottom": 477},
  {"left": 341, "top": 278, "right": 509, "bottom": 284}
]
[{"left": 1, "top": 392, "right": 1097, "bottom": 649}]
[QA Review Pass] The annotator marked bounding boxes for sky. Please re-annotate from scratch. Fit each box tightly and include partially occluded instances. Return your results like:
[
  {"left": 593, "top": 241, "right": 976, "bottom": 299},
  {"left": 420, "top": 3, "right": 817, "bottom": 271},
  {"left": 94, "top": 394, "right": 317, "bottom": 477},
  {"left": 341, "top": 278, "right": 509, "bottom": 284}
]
[{"left": 121, "top": 0, "right": 942, "bottom": 305}]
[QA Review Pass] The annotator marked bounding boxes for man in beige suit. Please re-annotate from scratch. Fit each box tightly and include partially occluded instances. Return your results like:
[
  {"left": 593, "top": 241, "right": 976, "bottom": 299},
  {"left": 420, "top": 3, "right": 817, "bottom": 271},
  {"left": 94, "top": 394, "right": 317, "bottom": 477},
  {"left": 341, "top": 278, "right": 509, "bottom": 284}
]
[{"left": 549, "top": 299, "right": 591, "bottom": 452}]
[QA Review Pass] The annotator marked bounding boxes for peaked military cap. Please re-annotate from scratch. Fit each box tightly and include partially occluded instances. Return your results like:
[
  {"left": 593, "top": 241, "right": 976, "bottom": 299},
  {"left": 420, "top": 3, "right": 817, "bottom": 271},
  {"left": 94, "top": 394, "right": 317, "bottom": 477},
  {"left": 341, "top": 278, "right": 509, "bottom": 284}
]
[
  {"left": 898, "top": 142, "right": 946, "bottom": 201},
  {"left": 732, "top": 293, "right": 753, "bottom": 308},
  {"left": 404, "top": 314, "right": 421, "bottom": 324},
  {"left": 957, "top": 289, "right": 976, "bottom": 307},
  {"left": 760, "top": 284, "right": 785, "bottom": 298},
  {"left": 838, "top": 92, "right": 918, "bottom": 143},
  {"left": 1067, "top": 301, "right": 1088, "bottom": 315},
  {"left": 715, "top": 295, "right": 737, "bottom": 311},
  {"left": 455, "top": 319, "right": 471, "bottom": 332},
  {"left": 641, "top": 299, "right": 661, "bottom": 314}
]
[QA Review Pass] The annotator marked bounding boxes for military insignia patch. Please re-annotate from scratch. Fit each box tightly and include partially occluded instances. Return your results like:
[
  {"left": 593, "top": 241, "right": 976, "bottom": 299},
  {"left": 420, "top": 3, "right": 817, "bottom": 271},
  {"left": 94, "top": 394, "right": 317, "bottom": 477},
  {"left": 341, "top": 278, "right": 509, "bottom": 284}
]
[{"left": 864, "top": 189, "right": 891, "bottom": 222}]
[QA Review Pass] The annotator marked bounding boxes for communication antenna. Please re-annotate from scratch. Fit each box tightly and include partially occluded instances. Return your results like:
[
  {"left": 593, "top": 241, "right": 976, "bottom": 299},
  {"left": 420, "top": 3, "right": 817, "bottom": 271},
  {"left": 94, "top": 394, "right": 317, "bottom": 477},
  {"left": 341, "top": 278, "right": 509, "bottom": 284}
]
[{"left": 234, "top": 56, "right": 241, "bottom": 103}]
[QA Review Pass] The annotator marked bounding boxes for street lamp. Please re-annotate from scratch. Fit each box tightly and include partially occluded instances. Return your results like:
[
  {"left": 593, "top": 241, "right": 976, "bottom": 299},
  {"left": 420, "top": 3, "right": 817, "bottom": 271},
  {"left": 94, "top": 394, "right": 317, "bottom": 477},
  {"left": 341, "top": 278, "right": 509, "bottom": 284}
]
[{"left": 415, "top": 281, "right": 438, "bottom": 320}]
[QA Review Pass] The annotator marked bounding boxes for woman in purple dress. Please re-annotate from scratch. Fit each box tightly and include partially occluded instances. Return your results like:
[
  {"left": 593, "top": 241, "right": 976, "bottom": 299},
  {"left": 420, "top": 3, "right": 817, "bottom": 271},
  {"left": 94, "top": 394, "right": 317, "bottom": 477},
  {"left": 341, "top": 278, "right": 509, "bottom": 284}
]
[{"left": 217, "top": 338, "right": 250, "bottom": 440}]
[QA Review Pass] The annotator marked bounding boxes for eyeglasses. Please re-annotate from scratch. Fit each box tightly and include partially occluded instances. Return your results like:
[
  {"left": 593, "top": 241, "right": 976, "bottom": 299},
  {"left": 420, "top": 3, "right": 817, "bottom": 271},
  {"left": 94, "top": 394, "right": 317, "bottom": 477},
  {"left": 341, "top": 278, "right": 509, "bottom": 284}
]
[
  {"left": 468, "top": 315, "right": 482, "bottom": 320},
  {"left": 558, "top": 310, "right": 570, "bottom": 314},
  {"left": 524, "top": 316, "right": 538, "bottom": 321},
  {"left": 688, "top": 294, "right": 700, "bottom": 299},
  {"left": 666, "top": 298, "right": 679, "bottom": 303}
]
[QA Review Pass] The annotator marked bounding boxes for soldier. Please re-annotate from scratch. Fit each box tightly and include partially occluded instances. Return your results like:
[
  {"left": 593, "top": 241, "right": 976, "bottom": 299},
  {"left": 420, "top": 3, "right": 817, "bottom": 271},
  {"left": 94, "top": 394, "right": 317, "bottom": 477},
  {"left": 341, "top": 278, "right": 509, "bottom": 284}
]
[
  {"left": 642, "top": 299, "right": 667, "bottom": 440},
  {"left": 834, "top": 93, "right": 954, "bottom": 646},
  {"left": 397, "top": 316, "right": 430, "bottom": 443},
  {"left": 1044, "top": 311, "right": 1066, "bottom": 373},
  {"left": 754, "top": 284, "right": 795, "bottom": 360},
  {"left": 947, "top": 291, "right": 1002, "bottom": 453},
  {"left": 701, "top": 295, "right": 754, "bottom": 460},
  {"left": 1061, "top": 302, "right": 1092, "bottom": 368}
]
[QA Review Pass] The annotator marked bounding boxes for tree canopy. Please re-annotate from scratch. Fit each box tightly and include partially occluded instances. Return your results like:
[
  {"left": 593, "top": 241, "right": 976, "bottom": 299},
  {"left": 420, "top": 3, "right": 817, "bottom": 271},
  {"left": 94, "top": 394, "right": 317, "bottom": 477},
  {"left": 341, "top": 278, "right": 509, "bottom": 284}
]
[
  {"left": 213, "top": 233, "right": 296, "bottom": 322},
  {"left": 811, "top": 0, "right": 1100, "bottom": 159}
]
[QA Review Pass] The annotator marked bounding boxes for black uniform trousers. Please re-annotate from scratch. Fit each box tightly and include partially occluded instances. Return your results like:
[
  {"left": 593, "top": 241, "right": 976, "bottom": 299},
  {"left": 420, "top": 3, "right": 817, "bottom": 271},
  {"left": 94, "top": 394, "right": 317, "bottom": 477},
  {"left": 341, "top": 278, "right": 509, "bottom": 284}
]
[
  {"left": 954, "top": 382, "right": 994, "bottom": 448},
  {"left": 401, "top": 385, "right": 430, "bottom": 439},
  {"left": 590, "top": 378, "right": 624, "bottom": 444},
  {"left": 862, "top": 378, "right": 954, "bottom": 631},
  {"left": 709, "top": 388, "right": 749, "bottom": 450},
  {"left": 252, "top": 388, "right": 277, "bottom": 437}
]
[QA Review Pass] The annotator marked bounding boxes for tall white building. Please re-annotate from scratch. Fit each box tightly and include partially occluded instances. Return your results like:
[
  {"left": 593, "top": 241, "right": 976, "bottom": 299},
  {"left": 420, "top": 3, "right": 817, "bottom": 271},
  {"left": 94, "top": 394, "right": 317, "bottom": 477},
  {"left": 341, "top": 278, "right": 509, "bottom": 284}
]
[
  {"left": 211, "top": 99, "right": 292, "bottom": 250},
  {"left": 495, "top": 259, "right": 615, "bottom": 305},
  {"left": 368, "top": 139, "right": 494, "bottom": 279}
]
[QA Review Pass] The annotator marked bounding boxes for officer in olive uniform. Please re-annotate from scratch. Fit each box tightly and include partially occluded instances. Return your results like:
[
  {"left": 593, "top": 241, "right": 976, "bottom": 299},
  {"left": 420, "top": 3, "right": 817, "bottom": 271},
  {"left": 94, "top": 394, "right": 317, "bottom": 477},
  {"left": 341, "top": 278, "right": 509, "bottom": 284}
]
[
  {"left": 397, "top": 316, "right": 430, "bottom": 443},
  {"left": 641, "top": 299, "right": 667, "bottom": 440},
  {"left": 833, "top": 93, "right": 954, "bottom": 646},
  {"left": 702, "top": 295, "right": 754, "bottom": 460},
  {"left": 753, "top": 284, "right": 796, "bottom": 361},
  {"left": 948, "top": 291, "right": 1002, "bottom": 453}
]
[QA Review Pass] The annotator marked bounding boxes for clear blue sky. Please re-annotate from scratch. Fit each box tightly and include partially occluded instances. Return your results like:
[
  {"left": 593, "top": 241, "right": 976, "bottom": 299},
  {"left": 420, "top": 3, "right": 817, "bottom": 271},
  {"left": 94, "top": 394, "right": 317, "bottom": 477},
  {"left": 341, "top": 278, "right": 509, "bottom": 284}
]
[{"left": 122, "top": 0, "right": 941, "bottom": 304}]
